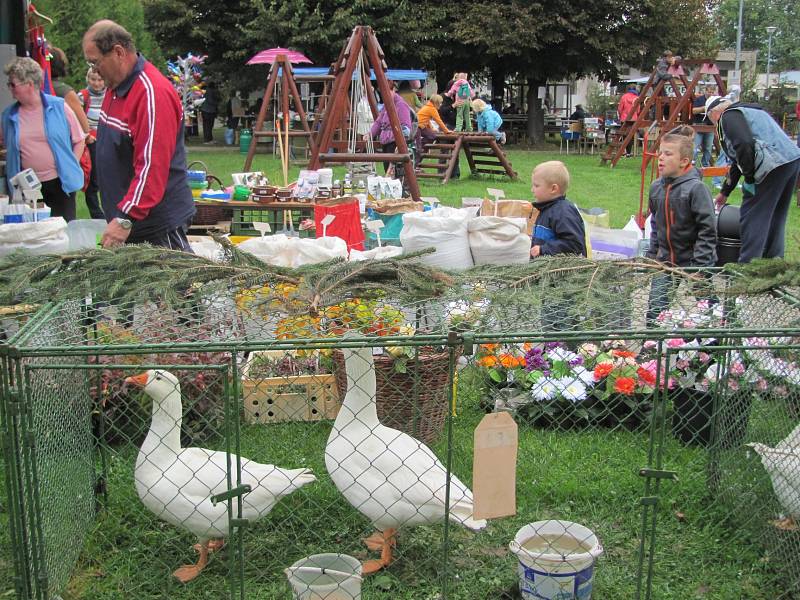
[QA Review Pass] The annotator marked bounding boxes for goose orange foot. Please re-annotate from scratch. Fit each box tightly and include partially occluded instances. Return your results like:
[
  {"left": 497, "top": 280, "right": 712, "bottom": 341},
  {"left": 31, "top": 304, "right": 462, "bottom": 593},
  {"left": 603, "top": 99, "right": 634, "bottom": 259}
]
[
  {"left": 361, "top": 529, "right": 396, "bottom": 575},
  {"left": 771, "top": 517, "right": 798, "bottom": 531},
  {"left": 193, "top": 538, "right": 225, "bottom": 553},
  {"left": 173, "top": 540, "right": 209, "bottom": 583}
]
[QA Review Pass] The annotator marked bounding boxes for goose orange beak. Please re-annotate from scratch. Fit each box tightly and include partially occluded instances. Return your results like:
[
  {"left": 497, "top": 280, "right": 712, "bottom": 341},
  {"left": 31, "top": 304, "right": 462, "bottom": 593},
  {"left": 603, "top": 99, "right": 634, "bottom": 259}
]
[{"left": 125, "top": 372, "right": 149, "bottom": 387}]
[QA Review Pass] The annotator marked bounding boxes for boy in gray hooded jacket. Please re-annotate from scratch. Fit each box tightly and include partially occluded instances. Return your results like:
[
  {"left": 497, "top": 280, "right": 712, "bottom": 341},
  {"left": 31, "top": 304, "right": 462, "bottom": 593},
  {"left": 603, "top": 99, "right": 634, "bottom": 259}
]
[{"left": 645, "top": 131, "right": 717, "bottom": 325}]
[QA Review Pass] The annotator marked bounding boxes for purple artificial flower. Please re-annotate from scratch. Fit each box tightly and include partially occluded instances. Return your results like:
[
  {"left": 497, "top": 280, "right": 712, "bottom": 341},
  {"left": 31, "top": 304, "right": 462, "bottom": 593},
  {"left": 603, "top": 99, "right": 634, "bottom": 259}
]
[
  {"left": 569, "top": 355, "right": 584, "bottom": 367},
  {"left": 545, "top": 341, "right": 564, "bottom": 351},
  {"left": 525, "top": 349, "right": 550, "bottom": 372}
]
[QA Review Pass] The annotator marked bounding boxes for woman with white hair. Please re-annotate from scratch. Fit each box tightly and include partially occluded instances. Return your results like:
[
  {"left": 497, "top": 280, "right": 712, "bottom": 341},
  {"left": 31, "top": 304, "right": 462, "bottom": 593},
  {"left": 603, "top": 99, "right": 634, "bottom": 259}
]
[
  {"left": 1, "top": 57, "right": 85, "bottom": 221},
  {"left": 471, "top": 98, "right": 506, "bottom": 144}
]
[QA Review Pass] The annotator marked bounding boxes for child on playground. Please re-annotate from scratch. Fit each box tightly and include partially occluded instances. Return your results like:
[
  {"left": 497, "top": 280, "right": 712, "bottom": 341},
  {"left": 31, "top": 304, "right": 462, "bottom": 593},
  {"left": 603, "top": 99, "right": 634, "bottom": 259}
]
[
  {"left": 445, "top": 72, "right": 473, "bottom": 132},
  {"left": 529, "top": 161, "right": 586, "bottom": 258},
  {"left": 471, "top": 99, "right": 506, "bottom": 144},
  {"left": 645, "top": 130, "right": 717, "bottom": 324}
]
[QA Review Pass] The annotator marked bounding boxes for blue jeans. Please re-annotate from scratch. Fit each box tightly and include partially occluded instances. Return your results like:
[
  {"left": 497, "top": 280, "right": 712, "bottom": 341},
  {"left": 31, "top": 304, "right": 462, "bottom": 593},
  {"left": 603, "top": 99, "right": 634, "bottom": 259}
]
[
  {"left": 694, "top": 131, "right": 714, "bottom": 168},
  {"left": 646, "top": 274, "right": 674, "bottom": 327},
  {"left": 712, "top": 153, "right": 729, "bottom": 188}
]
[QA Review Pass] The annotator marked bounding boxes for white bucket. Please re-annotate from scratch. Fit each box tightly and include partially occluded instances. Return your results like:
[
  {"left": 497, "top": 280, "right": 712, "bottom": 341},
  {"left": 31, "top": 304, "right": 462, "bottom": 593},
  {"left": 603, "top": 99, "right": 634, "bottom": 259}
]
[
  {"left": 285, "top": 553, "right": 362, "bottom": 600},
  {"left": 509, "top": 520, "right": 603, "bottom": 600}
]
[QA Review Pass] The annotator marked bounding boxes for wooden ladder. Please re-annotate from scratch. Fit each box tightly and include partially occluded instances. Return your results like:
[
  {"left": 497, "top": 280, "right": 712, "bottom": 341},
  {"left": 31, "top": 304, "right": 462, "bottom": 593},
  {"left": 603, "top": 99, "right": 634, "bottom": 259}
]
[
  {"left": 602, "top": 59, "right": 727, "bottom": 168},
  {"left": 417, "top": 133, "right": 517, "bottom": 183}
]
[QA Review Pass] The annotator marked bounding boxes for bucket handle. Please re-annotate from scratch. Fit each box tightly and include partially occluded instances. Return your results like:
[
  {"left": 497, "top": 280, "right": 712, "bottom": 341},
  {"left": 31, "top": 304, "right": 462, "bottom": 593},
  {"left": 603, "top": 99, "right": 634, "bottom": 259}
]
[
  {"left": 509, "top": 539, "right": 604, "bottom": 559},
  {"left": 284, "top": 566, "right": 363, "bottom": 582}
]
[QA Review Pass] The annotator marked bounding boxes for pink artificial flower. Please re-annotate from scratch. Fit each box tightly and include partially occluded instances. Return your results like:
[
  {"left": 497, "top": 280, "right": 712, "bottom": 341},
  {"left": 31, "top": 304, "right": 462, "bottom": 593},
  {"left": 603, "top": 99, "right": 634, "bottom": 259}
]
[
  {"left": 697, "top": 300, "right": 710, "bottom": 310},
  {"left": 728, "top": 379, "right": 740, "bottom": 391},
  {"left": 643, "top": 340, "right": 658, "bottom": 350},
  {"left": 698, "top": 352, "right": 711, "bottom": 364},
  {"left": 666, "top": 338, "right": 686, "bottom": 348},
  {"left": 676, "top": 358, "right": 690, "bottom": 371},
  {"left": 683, "top": 319, "right": 696, "bottom": 328},
  {"left": 730, "top": 361, "right": 745, "bottom": 376},
  {"left": 757, "top": 378, "right": 769, "bottom": 391}
]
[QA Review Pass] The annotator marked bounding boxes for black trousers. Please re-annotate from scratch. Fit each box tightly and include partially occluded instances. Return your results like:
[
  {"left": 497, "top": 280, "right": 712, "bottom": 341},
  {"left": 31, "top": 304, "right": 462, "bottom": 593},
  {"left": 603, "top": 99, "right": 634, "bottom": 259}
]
[
  {"left": 85, "top": 143, "right": 105, "bottom": 219},
  {"left": 739, "top": 158, "right": 800, "bottom": 262},
  {"left": 40, "top": 177, "right": 76, "bottom": 222},
  {"left": 128, "top": 222, "right": 194, "bottom": 252},
  {"left": 201, "top": 111, "right": 216, "bottom": 142}
]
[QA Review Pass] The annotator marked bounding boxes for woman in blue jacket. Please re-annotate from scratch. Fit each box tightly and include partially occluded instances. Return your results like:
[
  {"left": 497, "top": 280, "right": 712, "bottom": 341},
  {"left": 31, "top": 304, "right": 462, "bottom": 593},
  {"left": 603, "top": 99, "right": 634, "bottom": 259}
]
[
  {"left": 2, "top": 57, "right": 84, "bottom": 221},
  {"left": 471, "top": 99, "right": 506, "bottom": 144}
]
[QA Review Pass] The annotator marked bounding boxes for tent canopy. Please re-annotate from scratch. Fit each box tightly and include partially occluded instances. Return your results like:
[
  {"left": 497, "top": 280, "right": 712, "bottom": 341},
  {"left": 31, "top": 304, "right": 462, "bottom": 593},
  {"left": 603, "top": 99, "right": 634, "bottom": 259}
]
[{"left": 276, "top": 67, "right": 426, "bottom": 81}]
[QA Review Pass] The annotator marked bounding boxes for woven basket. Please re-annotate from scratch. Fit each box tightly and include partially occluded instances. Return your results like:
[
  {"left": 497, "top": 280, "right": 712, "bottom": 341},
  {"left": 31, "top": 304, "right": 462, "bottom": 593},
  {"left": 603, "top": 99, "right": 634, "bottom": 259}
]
[
  {"left": 189, "top": 163, "right": 230, "bottom": 225},
  {"left": 332, "top": 348, "right": 451, "bottom": 445}
]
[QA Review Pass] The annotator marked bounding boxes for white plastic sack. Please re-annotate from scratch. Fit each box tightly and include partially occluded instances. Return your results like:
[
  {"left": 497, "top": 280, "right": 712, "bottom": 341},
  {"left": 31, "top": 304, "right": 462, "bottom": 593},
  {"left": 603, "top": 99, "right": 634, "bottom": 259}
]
[
  {"left": 236, "top": 234, "right": 294, "bottom": 267},
  {"left": 0, "top": 217, "right": 69, "bottom": 257},
  {"left": 588, "top": 225, "right": 641, "bottom": 261},
  {"left": 468, "top": 216, "right": 530, "bottom": 265},
  {"left": 400, "top": 206, "right": 475, "bottom": 270},
  {"left": 189, "top": 238, "right": 223, "bottom": 261},
  {"left": 292, "top": 236, "right": 348, "bottom": 267},
  {"left": 349, "top": 245, "right": 404, "bottom": 262},
  {"left": 237, "top": 234, "right": 348, "bottom": 268},
  {"left": 623, "top": 215, "right": 644, "bottom": 239}
]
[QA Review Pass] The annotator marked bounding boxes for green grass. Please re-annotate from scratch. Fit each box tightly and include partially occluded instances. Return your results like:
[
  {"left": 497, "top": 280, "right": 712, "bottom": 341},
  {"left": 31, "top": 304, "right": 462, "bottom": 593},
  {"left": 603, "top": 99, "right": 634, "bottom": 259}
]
[
  {"left": 76, "top": 143, "right": 800, "bottom": 260},
  {"left": 1, "top": 370, "right": 788, "bottom": 600}
]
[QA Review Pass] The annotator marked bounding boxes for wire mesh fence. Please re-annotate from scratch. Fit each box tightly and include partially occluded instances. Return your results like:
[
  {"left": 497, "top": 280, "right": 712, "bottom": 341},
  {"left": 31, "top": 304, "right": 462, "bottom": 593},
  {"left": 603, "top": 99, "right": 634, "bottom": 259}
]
[{"left": 1, "top": 266, "right": 799, "bottom": 599}]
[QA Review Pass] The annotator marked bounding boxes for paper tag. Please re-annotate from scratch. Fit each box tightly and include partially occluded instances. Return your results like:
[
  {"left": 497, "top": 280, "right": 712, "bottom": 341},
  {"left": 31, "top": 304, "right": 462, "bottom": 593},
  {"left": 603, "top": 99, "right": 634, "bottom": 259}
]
[
  {"left": 473, "top": 412, "right": 518, "bottom": 520},
  {"left": 486, "top": 188, "right": 505, "bottom": 201},
  {"left": 365, "top": 220, "right": 385, "bottom": 233},
  {"left": 252, "top": 222, "right": 271, "bottom": 237},
  {"left": 372, "top": 346, "right": 384, "bottom": 356}
]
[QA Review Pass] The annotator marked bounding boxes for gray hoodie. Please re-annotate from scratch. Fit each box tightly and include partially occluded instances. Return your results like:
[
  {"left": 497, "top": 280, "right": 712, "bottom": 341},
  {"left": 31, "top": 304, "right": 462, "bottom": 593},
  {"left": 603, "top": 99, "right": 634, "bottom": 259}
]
[{"left": 646, "top": 168, "right": 717, "bottom": 267}]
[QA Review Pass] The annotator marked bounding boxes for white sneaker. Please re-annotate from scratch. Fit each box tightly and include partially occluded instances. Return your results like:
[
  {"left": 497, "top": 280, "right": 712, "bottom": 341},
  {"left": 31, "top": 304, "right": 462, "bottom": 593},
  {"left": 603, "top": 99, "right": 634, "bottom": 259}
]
[{"left": 499, "top": 132, "right": 507, "bottom": 145}]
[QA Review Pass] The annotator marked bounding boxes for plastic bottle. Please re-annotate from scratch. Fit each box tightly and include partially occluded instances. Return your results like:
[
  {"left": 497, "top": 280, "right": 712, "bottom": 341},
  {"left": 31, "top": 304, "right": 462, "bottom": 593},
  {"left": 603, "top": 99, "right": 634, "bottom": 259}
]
[
  {"left": 343, "top": 173, "right": 352, "bottom": 196},
  {"left": 332, "top": 180, "right": 341, "bottom": 197}
]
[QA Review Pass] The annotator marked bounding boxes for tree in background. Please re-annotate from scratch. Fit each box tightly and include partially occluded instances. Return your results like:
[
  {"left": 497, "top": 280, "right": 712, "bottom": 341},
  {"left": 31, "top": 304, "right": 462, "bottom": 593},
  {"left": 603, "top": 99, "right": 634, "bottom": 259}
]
[
  {"left": 142, "top": 0, "right": 716, "bottom": 143},
  {"left": 28, "top": 0, "right": 163, "bottom": 89},
  {"left": 716, "top": 0, "right": 799, "bottom": 74}
]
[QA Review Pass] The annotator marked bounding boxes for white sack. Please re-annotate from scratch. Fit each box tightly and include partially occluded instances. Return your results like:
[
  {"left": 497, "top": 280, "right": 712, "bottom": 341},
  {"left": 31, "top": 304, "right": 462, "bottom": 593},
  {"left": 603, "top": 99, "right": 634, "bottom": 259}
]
[
  {"left": 400, "top": 206, "right": 475, "bottom": 270},
  {"left": 0, "top": 217, "right": 69, "bottom": 257},
  {"left": 237, "top": 234, "right": 348, "bottom": 267},
  {"left": 468, "top": 216, "right": 530, "bottom": 265},
  {"left": 292, "top": 236, "right": 348, "bottom": 267},
  {"left": 623, "top": 215, "right": 644, "bottom": 239},
  {"left": 237, "top": 234, "right": 294, "bottom": 267},
  {"left": 190, "top": 238, "right": 223, "bottom": 261}
]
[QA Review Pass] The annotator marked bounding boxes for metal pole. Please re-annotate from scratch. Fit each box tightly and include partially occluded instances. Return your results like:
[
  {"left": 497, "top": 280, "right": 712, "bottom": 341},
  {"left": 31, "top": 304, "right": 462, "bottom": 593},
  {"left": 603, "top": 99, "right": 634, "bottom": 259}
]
[
  {"left": 734, "top": 0, "right": 744, "bottom": 74},
  {"left": 765, "top": 26, "right": 776, "bottom": 100}
]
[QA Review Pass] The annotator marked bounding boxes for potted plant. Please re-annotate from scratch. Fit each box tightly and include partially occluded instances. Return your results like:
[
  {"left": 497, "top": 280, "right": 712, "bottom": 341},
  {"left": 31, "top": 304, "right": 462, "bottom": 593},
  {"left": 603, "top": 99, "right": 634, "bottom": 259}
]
[
  {"left": 500, "top": 342, "right": 597, "bottom": 430},
  {"left": 579, "top": 340, "right": 662, "bottom": 432}
]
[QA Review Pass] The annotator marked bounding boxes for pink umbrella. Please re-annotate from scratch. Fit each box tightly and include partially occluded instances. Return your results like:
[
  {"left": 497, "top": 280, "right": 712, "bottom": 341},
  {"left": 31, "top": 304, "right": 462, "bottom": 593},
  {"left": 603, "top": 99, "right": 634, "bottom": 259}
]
[{"left": 246, "top": 47, "right": 312, "bottom": 65}]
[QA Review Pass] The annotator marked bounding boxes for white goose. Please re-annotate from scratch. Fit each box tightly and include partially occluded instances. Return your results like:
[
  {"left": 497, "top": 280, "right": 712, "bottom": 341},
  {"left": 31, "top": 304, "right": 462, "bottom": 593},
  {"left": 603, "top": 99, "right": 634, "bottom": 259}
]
[
  {"left": 748, "top": 432, "right": 800, "bottom": 531},
  {"left": 325, "top": 343, "right": 486, "bottom": 574},
  {"left": 126, "top": 370, "right": 316, "bottom": 582}
]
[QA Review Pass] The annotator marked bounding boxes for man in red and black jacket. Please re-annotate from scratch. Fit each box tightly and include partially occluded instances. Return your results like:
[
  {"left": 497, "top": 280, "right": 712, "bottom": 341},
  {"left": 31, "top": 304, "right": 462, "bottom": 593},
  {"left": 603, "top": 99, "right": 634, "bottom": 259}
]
[{"left": 82, "top": 20, "right": 195, "bottom": 249}]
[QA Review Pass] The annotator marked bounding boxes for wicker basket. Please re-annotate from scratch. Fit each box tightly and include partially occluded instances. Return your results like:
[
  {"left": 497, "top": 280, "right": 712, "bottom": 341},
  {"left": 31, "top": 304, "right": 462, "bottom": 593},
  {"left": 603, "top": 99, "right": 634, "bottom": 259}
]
[
  {"left": 332, "top": 348, "right": 451, "bottom": 445},
  {"left": 189, "top": 162, "right": 230, "bottom": 225}
]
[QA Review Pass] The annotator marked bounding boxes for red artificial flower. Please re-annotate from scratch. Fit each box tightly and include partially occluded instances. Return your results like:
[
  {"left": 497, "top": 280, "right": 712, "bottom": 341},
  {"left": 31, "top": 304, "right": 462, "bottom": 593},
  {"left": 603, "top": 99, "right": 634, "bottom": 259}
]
[
  {"left": 614, "top": 377, "right": 636, "bottom": 395},
  {"left": 594, "top": 362, "right": 614, "bottom": 380},
  {"left": 611, "top": 350, "right": 637, "bottom": 359},
  {"left": 637, "top": 366, "right": 656, "bottom": 386}
]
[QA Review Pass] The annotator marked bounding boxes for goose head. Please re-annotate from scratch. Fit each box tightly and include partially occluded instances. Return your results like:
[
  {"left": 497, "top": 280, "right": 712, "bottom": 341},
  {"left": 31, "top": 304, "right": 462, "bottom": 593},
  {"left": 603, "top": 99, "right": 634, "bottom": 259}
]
[
  {"left": 125, "top": 370, "right": 183, "bottom": 451},
  {"left": 125, "top": 369, "right": 181, "bottom": 399}
]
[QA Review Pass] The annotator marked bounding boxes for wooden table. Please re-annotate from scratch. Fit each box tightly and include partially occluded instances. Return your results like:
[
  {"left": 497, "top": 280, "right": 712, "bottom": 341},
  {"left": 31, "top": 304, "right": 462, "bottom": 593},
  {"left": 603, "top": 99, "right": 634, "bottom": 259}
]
[{"left": 193, "top": 200, "right": 316, "bottom": 236}]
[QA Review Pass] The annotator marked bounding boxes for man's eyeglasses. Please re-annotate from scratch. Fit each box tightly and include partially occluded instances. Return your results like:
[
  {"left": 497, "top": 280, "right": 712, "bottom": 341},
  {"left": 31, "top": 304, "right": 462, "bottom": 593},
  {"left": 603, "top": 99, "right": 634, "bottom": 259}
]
[{"left": 6, "top": 81, "right": 24, "bottom": 89}]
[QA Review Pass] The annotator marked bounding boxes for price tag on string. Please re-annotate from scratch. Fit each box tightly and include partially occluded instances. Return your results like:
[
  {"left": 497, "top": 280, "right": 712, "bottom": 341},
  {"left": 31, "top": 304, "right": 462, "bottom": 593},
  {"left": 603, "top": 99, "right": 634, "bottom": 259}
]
[
  {"left": 320, "top": 214, "right": 336, "bottom": 238},
  {"left": 365, "top": 220, "right": 385, "bottom": 247}
]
